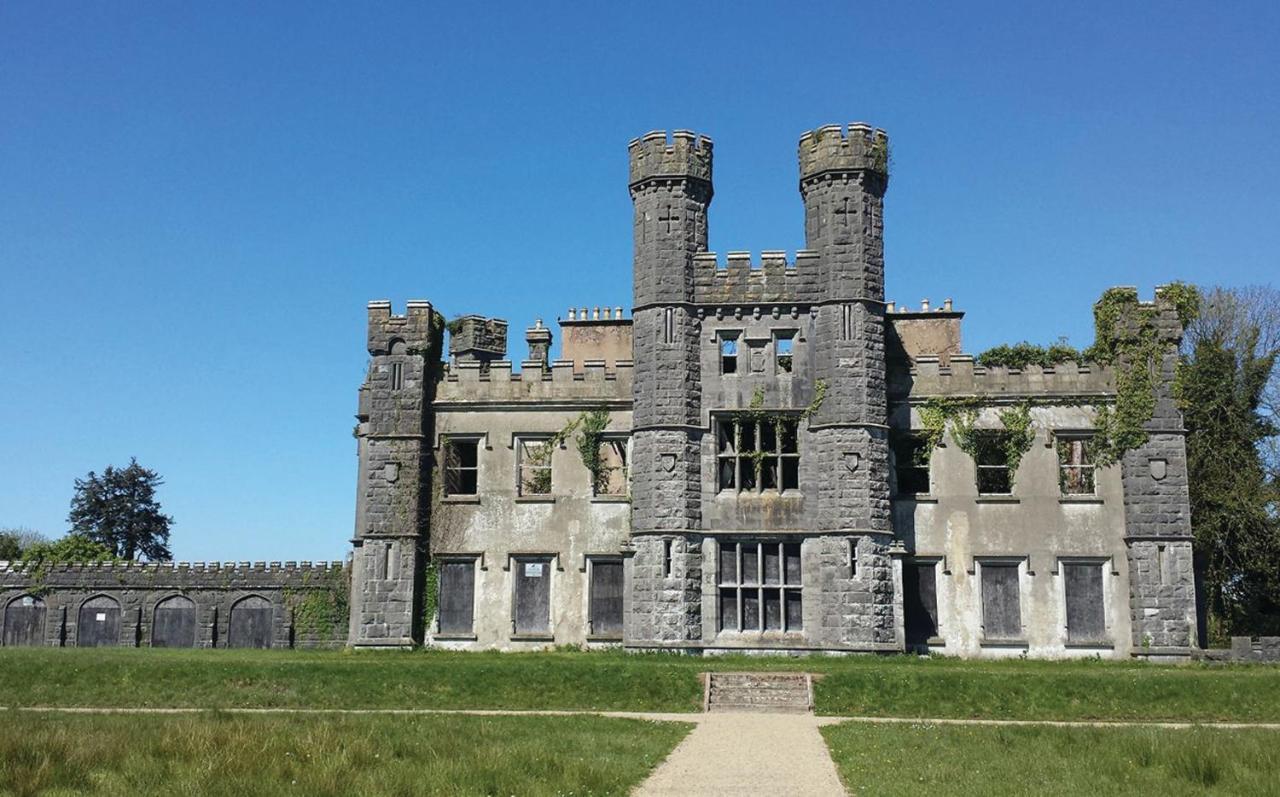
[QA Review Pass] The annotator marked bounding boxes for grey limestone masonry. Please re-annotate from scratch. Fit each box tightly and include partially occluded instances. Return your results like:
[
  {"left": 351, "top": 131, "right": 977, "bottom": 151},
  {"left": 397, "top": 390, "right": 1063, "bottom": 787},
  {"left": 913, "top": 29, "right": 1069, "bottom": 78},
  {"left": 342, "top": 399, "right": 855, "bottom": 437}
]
[
  {"left": 344, "top": 123, "right": 1201, "bottom": 658},
  {"left": 0, "top": 561, "right": 346, "bottom": 648}
]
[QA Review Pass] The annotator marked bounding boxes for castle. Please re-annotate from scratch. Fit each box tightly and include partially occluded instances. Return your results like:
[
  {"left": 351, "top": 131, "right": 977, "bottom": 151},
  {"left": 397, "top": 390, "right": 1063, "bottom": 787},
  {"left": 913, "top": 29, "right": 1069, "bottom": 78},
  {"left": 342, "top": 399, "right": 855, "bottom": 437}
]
[
  {"left": 0, "top": 124, "right": 1201, "bottom": 657},
  {"left": 347, "top": 124, "right": 1199, "bottom": 659}
]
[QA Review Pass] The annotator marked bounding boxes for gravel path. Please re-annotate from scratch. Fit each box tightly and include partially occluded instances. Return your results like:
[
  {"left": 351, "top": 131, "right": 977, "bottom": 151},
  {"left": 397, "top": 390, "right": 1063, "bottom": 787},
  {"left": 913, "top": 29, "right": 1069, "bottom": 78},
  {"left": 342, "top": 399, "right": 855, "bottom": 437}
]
[{"left": 633, "top": 712, "right": 845, "bottom": 797}]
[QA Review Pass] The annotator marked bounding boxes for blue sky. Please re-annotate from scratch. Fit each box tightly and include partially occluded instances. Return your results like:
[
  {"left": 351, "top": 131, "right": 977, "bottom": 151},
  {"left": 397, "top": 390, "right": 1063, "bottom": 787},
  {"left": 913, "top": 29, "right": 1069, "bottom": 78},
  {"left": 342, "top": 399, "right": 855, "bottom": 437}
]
[{"left": 1, "top": 3, "right": 1277, "bottom": 560}]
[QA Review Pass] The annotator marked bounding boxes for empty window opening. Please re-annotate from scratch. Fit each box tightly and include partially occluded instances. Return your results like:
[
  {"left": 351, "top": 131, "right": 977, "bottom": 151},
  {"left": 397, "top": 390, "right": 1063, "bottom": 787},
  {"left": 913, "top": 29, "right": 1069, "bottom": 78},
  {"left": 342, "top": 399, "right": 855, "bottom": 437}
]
[
  {"left": 973, "top": 431, "right": 1013, "bottom": 494},
  {"left": 980, "top": 563, "right": 1022, "bottom": 640},
  {"left": 1156, "top": 544, "right": 1166, "bottom": 585},
  {"left": 443, "top": 438, "right": 479, "bottom": 496},
  {"left": 437, "top": 559, "right": 476, "bottom": 635},
  {"left": 719, "top": 333, "right": 739, "bottom": 374},
  {"left": 717, "top": 416, "right": 800, "bottom": 493},
  {"left": 904, "top": 561, "right": 940, "bottom": 646},
  {"left": 849, "top": 538, "right": 859, "bottom": 578},
  {"left": 841, "top": 303, "right": 855, "bottom": 340},
  {"left": 594, "top": 437, "right": 629, "bottom": 496},
  {"left": 718, "top": 541, "right": 802, "bottom": 633},
  {"left": 589, "top": 559, "right": 624, "bottom": 638},
  {"left": 1057, "top": 435, "right": 1097, "bottom": 495},
  {"left": 662, "top": 539, "right": 673, "bottom": 577},
  {"left": 1063, "top": 562, "right": 1106, "bottom": 643},
  {"left": 390, "top": 361, "right": 404, "bottom": 391},
  {"left": 517, "top": 437, "right": 553, "bottom": 496},
  {"left": 663, "top": 308, "right": 675, "bottom": 344},
  {"left": 892, "top": 433, "right": 931, "bottom": 495},
  {"left": 775, "top": 332, "right": 795, "bottom": 373}
]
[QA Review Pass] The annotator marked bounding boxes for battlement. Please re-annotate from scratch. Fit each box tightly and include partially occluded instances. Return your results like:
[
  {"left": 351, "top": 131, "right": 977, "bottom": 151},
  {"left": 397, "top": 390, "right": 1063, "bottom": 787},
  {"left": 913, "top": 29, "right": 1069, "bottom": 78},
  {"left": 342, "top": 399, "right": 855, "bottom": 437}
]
[
  {"left": 448, "top": 315, "right": 508, "bottom": 362},
  {"left": 367, "top": 299, "right": 435, "bottom": 356},
  {"left": 0, "top": 559, "right": 345, "bottom": 574},
  {"left": 628, "top": 130, "right": 714, "bottom": 189},
  {"left": 691, "top": 250, "right": 824, "bottom": 304},
  {"left": 435, "top": 358, "right": 633, "bottom": 405},
  {"left": 893, "top": 355, "right": 1117, "bottom": 401},
  {"left": 798, "top": 122, "right": 890, "bottom": 183}
]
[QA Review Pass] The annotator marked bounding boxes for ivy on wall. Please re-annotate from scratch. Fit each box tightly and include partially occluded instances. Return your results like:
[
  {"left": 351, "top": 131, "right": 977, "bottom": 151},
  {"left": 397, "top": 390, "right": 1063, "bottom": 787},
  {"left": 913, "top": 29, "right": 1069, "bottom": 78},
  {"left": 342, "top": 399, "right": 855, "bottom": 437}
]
[
  {"left": 285, "top": 568, "right": 351, "bottom": 641},
  {"left": 918, "top": 397, "right": 1037, "bottom": 485}
]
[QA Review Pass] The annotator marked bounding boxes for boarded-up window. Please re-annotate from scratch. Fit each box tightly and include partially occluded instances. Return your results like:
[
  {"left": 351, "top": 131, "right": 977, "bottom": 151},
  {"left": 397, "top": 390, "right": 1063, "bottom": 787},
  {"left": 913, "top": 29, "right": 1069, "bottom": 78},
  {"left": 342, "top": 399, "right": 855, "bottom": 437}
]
[
  {"left": 980, "top": 563, "right": 1021, "bottom": 640},
  {"left": 513, "top": 557, "right": 551, "bottom": 635},
  {"left": 152, "top": 595, "right": 198, "bottom": 648},
  {"left": 77, "top": 595, "right": 121, "bottom": 648},
  {"left": 228, "top": 596, "right": 273, "bottom": 648},
  {"left": 517, "top": 437, "right": 553, "bottom": 496},
  {"left": 589, "top": 559, "right": 624, "bottom": 638},
  {"left": 904, "top": 561, "right": 939, "bottom": 644},
  {"left": 973, "top": 432, "right": 1012, "bottom": 494},
  {"left": 1064, "top": 562, "right": 1106, "bottom": 642},
  {"left": 892, "top": 433, "right": 931, "bottom": 495},
  {"left": 594, "top": 438, "right": 629, "bottom": 496},
  {"left": 3, "top": 596, "right": 46, "bottom": 647},
  {"left": 718, "top": 541, "right": 802, "bottom": 633},
  {"left": 443, "top": 438, "right": 479, "bottom": 496},
  {"left": 437, "top": 559, "right": 475, "bottom": 634}
]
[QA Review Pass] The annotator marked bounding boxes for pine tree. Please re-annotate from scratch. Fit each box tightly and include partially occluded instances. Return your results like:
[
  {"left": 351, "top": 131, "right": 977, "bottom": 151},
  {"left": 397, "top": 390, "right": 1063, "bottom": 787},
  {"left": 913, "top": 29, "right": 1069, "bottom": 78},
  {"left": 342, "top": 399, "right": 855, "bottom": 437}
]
[{"left": 67, "top": 458, "right": 173, "bottom": 561}]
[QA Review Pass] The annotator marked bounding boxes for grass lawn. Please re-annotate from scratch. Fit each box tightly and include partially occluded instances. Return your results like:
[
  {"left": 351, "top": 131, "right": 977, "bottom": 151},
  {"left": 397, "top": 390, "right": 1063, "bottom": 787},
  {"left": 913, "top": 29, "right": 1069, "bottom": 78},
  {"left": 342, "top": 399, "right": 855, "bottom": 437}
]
[
  {"left": 2, "top": 647, "right": 1280, "bottom": 721},
  {"left": 821, "top": 721, "right": 1280, "bottom": 796},
  {"left": 0, "top": 711, "right": 691, "bottom": 797}
]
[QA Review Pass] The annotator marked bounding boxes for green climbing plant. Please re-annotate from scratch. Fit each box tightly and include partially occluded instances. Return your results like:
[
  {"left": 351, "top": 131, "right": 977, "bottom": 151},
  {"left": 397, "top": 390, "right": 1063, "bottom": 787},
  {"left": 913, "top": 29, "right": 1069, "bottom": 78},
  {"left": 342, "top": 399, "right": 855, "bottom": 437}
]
[
  {"left": 285, "top": 569, "right": 350, "bottom": 642},
  {"left": 917, "top": 397, "right": 1036, "bottom": 485}
]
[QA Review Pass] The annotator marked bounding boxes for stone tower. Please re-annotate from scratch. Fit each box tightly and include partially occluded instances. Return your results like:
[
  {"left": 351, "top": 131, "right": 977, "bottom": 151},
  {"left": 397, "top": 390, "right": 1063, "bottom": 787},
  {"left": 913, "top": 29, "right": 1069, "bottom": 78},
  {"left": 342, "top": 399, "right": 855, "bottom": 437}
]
[
  {"left": 349, "top": 300, "right": 438, "bottom": 648},
  {"left": 798, "top": 124, "right": 898, "bottom": 646},
  {"left": 627, "top": 131, "right": 712, "bottom": 643}
]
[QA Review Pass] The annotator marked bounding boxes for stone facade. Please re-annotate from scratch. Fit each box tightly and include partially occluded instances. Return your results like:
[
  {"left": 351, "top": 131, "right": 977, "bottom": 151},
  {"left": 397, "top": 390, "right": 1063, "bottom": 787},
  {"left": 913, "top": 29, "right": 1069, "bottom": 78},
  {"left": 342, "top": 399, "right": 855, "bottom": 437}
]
[{"left": 343, "top": 124, "right": 1200, "bottom": 658}]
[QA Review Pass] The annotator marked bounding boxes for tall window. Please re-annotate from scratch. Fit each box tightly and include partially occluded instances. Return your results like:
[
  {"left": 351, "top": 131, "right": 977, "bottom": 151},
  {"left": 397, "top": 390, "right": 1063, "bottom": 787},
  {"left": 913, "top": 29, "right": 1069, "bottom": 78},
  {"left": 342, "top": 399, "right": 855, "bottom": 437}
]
[
  {"left": 892, "top": 433, "right": 931, "bottom": 495},
  {"left": 904, "top": 560, "right": 940, "bottom": 646},
  {"left": 390, "top": 361, "right": 404, "bottom": 390},
  {"left": 1063, "top": 561, "right": 1106, "bottom": 643},
  {"left": 718, "top": 541, "right": 802, "bottom": 633},
  {"left": 1057, "top": 435, "right": 1097, "bottom": 495},
  {"left": 719, "top": 333, "right": 740, "bottom": 374},
  {"left": 442, "top": 438, "right": 479, "bottom": 496},
  {"left": 717, "top": 416, "right": 800, "bottom": 493},
  {"left": 774, "top": 332, "right": 795, "bottom": 373},
  {"left": 512, "top": 556, "right": 552, "bottom": 636},
  {"left": 594, "top": 437, "right": 629, "bottom": 497},
  {"left": 437, "top": 558, "right": 476, "bottom": 635},
  {"left": 972, "top": 431, "right": 1013, "bottom": 494},
  {"left": 517, "top": 437, "right": 553, "bottom": 496},
  {"left": 980, "top": 562, "right": 1022, "bottom": 640},
  {"left": 588, "top": 558, "right": 624, "bottom": 638}
]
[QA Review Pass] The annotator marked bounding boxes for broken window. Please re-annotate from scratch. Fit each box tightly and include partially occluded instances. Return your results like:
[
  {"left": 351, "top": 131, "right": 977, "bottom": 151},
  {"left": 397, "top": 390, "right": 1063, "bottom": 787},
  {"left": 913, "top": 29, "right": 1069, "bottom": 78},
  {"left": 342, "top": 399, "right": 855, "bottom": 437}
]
[
  {"left": 891, "top": 433, "right": 931, "bottom": 495},
  {"left": 719, "top": 333, "right": 740, "bottom": 375},
  {"left": 774, "top": 332, "right": 795, "bottom": 373},
  {"left": 904, "top": 560, "right": 940, "bottom": 645},
  {"left": 517, "top": 436, "right": 553, "bottom": 496},
  {"left": 594, "top": 437, "right": 629, "bottom": 496},
  {"left": 717, "top": 416, "right": 800, "bottom": 494},
  {"left": 1064, "top": 562, "right": 1106, "bottom": 643},
  {"left": 437, "top": 558, "right": 476, "bottom": 635},
  {"left": 718, "top": 541, "right": 802, "bottom": 633},
  {"left": 972, "top": 431, "right": 1013, "bottom": 494},
  {"left": 980, "top": 562, "right": 1022, "bottom": 640},
  {"left": 442, "top": 438, "right": 479, "bottom": 496},
  {"left": 1057, "top": 435, "right": 1097, "bottom": 495}
]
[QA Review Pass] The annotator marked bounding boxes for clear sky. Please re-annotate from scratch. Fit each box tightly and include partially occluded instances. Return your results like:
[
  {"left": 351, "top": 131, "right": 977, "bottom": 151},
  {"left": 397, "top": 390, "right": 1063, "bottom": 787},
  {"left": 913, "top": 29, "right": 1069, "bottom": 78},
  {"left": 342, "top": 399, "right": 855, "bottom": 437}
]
[{"left": 1, "top": 3, "right": 1277, "bottom": 561}]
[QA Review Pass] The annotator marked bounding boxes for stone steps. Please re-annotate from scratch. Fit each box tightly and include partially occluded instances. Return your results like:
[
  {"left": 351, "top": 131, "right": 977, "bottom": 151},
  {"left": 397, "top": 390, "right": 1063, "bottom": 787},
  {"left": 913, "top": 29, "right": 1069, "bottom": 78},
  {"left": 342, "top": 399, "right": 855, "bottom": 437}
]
[{"left": 705, "top": 672, "right": 812, "bottom": 714}]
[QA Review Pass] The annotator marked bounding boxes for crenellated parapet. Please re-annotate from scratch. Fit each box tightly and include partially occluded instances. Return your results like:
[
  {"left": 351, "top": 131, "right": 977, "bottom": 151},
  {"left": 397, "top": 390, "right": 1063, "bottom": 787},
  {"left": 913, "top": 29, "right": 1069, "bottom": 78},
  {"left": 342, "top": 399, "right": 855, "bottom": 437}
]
[
  {"left": 798, "top": 122, "right": 890, "bottom": 185},
  {"left": 628, "top": 130, "right": 713, "bottom": 194},
  {"left": 435, "top": 359, "right": 632, "bottom": 405},
  {"left": 692, "top": 250, "right": 824, "bottom": 304},
  {"left": 894, "top": 356, "right": 1117, "bottom": 402},
  {"left": 367, "top": 300, "right": 435, "bottom": 355}
]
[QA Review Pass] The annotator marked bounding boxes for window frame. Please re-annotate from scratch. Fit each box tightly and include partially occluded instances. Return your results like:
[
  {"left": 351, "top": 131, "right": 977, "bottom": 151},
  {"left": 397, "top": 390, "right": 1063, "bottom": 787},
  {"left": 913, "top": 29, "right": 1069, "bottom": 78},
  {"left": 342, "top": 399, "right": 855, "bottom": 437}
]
[
  {"left": 515, "top": 435, "right": 554, "bottom": 497},
  {"left": 716, "top": 540, "right": 804, "bottom": 634},
  {"left": 1058, "top": 556, "right": 1111, "bottom": 646},
  {"left": 441, "top": 436, "right": 482, "bottom": 497},
  {"left": 891, "top": 431, "right": 932, "bottom": 496},
  {"left": 976, "top": 557, "right": 1026, "bottom": 644},
  {"left": 434, "top": 556, "right": 478, "bottom": 637},
  {"left": 971, "top": 430, "right": 1014, "bottom": 495},
  {"left": 1055, "top": 432, "right": 1098, "bottom": 496},
  {"left": 715, "top": 414, "right": 801, "bottom": 495},
  {"left": 773, "top": 330, "right": 796, "bottom": 374},
  {"left": 510, "top": 554, "right": 554, "bottom": 639},
  {"left": 586, "top": 556, "right": 625, "bottom": 640},
  {"left": 719, "top": 331, "right": 741, "bottom": 375},
  {"left": 592, "top": 435, "right": 631, "bottom": 498}
]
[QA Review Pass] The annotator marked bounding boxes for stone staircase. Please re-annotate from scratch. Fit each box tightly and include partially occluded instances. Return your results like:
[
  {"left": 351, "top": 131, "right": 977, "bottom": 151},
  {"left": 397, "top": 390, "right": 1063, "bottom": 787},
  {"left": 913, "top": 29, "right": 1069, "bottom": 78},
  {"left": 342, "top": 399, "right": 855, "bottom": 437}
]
[{"left": 704, "top": 672, "right": 813, "bottom": 713}]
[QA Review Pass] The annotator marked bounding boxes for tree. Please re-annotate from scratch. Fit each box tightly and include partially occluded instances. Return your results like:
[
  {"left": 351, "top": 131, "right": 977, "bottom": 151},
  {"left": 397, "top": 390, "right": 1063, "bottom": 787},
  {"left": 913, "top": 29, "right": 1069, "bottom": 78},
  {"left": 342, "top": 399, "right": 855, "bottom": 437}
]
[
  {"left": 20, "top": 534, "right": 118, "bottom": 566},
  {"left": 0, "top": 527, "right": 49, "bottom": 560},
  {"left": 67, "top": 458, "right": 173, "bottom": 561},
  {"left": 1180, "top": 287, "right": 1280, "bottom": 642}
]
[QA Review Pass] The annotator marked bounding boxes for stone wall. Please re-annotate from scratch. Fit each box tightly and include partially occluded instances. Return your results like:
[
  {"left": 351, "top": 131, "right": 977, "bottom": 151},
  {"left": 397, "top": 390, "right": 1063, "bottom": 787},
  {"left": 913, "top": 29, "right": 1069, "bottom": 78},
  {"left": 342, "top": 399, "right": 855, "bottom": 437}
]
[{"left": 0, "top": 561, "right": 348, "bottom": 649}]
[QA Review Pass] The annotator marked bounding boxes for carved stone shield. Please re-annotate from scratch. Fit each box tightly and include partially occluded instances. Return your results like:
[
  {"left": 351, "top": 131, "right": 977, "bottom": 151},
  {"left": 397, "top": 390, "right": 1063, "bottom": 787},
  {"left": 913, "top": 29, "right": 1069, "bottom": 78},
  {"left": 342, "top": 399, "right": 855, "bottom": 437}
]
[
  {"left": 843, "top": 452, "right": 861, "bottom": 473},
  {"left": 1150, "top": 458, "right": 1167, "bottom": 481},
  {"left": 659, "top": 453, "right": 677, "bottom": 473}
]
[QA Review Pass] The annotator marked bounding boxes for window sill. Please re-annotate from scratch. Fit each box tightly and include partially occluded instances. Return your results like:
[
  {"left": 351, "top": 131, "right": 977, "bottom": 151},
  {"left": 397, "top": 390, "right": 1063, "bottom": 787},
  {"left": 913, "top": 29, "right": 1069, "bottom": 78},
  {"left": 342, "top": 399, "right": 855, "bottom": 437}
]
[
  {"left": 441, "top": 495, "right": 481, "bottom": 504},
  {"left": 893, "top": 494, "right": 938, "bottom": 503},
  {"left": 975, "top": 496, "right": 1020, "bottom": 504},
  {"left": 1058, "top": 496, "right": 1103, "bottom": 504},
  {"left": 514, "top": 496, "right": 556, "bottom": 504},
  {"left": 587, "top": 635, "right": 623, "bottom": 643},
  {"left": 509, "top": 633, "right": 554, "bottom": 642},
  {"left": 1065, "top": 639, "right": 1114, "bottom": 649},
  {"left": 432, "top": 633, "right": 477, "bottom": 642},
  {"left": 590, "top": 495, "right": 630, "bottom": 504},
  {"left": 980, "top": 638, "right": 1029, "bottom": 648}
]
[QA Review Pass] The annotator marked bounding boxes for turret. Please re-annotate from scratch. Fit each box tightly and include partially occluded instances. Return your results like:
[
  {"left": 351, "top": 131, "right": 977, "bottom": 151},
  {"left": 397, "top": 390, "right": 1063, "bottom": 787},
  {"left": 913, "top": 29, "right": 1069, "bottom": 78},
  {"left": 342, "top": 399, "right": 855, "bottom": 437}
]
[{"left": 629, "top": 131, "right": 713, "bottom": 308}]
